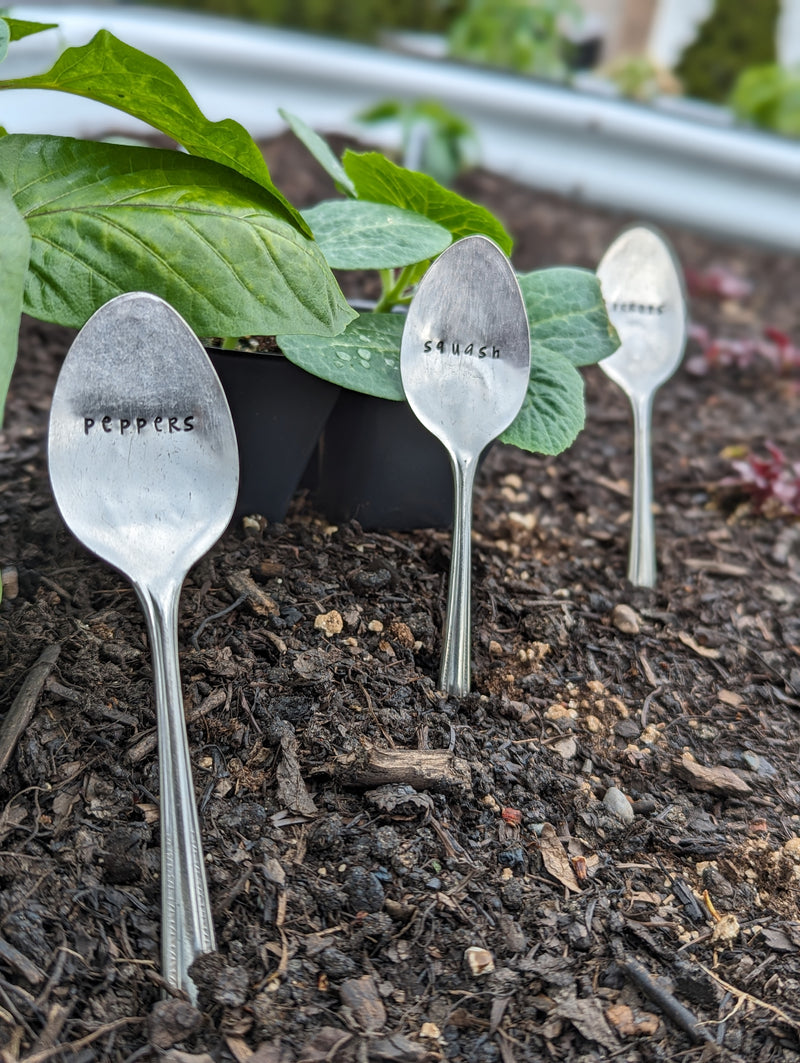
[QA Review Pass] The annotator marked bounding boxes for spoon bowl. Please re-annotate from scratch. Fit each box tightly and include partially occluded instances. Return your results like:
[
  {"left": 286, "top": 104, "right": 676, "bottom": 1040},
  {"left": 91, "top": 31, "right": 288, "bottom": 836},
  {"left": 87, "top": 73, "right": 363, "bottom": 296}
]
[
  {"left": 48, "top": 292, "right": 239, "bottom": 1000},
  {"left": 597, "top": 226, "right": 687, "bottom": 587},
  {"left": 401, "top": 236, "right": 530, "bottom": 694}
]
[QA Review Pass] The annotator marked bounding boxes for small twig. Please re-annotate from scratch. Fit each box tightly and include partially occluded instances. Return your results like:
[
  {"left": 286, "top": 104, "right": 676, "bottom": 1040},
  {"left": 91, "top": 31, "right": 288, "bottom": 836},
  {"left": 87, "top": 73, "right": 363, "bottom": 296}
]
[
  {"left": 696, "top": 961, "right": 800, "bottom": 1030},
  {"left": 0, "top": 645, "right": 60, "bottom": 774},
  {"left": 19, "top": 1015, "right": 146, "bottom": 1063},
  {"left": 191, "top": 593, "right": 247, "bottom": 649},
  {"left": 621, "top": 958, "right": 715, "bottom": 1044}
]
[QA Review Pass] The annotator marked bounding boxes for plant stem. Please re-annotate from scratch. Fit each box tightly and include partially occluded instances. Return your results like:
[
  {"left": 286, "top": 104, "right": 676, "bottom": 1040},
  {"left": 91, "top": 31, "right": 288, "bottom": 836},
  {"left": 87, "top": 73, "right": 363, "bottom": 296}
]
[{"left": 375, "top": 263, "right": 424, "bottom": 313}]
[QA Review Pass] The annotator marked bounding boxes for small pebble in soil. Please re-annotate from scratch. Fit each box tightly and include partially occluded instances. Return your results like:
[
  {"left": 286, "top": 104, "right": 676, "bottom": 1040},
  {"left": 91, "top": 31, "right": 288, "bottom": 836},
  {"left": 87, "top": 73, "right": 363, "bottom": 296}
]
[
  {"left": 464, "top": 946, "right": 495, "bottom": 976},
  {"left": 603, "top": 786, "right": 635, "bottom": 824},
  {"left": 314, "top": 609, "right": 343, "bottom": 636},
  {"left": 611, "top": 603, "right": 641, "bottom": 635}
]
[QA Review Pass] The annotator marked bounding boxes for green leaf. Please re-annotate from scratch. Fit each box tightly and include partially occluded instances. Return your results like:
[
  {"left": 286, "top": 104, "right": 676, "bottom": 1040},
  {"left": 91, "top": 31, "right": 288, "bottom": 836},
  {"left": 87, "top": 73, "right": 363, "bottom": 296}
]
[
  {"left": 280, "top": 109, "right": 357, "bottom": 197},
  {"left": 0, "top": 20, "right": 8, "bottom": 64},
  {"left": 0, "top": 30, "right": 309, "bottom": 235},
  {"left": 279, "top": 313, "right": 405, "bottom": 399},
  {"left": 519, "top": 267, "right": 619, "bottom": 367},
  {"left": 343, "top": 150, "right": 512, "bottom": 254},
  {"left": 302, "top": 199, "right": 451, "bottom": 270},
  {"left": 5, "top": 17, "right": 58, "bottom": 42},
  {"left": 1, "top": 135, "right": 354, "bottom": 338},
  {"left": 0, "top": 179, "right": 31, "bottom": 426},
  {"left": 500, "top": 348, "right": 584, "bottom": 455}
]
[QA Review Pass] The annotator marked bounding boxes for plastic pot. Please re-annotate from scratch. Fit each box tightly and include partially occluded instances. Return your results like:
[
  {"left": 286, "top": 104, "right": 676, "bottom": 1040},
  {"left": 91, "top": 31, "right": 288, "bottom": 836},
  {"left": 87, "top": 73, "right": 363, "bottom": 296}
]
[
  {"left": 312, "top": 388, "right": 454, "bottom": 531},
  {"left": 207, "top": 347, "right": 340, "bottom": 521}
]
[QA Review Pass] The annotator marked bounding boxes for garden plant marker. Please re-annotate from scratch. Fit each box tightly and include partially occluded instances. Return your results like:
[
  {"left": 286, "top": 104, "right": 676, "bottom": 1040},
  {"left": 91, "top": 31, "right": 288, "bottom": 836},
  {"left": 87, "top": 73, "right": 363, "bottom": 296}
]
[
  {"left": 47, "top": 293, "right": 239, "bottom": 1002},
  {"left": 596, "top": 226, "right": 687, "bottom": 588},
  {"left": 401, "top": 236, "right": 530, "bottom": 695}
]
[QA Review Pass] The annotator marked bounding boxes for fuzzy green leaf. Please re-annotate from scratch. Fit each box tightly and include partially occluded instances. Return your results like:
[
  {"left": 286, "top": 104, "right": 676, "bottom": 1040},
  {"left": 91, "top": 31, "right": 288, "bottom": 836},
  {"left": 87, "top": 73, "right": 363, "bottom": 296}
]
[
  {"left": 519, "top": 267, "right": 619, "bottom": 367},
  {"left": 343, "top": 150, "right": 512, "bottom": 253},
  {"left": 279, "top": 312, "right": 405, "bottom": 399},
  {"left": 0, "top": 179, "right": 31, "bottom": 425},
  {"left": 0, "top": 20, "right": 8, "bottom": 64},
  {"left": 0, "top": 29, "right": 308, "bottom": 235},
  {"left": 302, "top": 199, "right": 451, "bottom": 270},
  {"left": 500, "top": 348, "right": 584, "bottom": 454},
  {"left": 0, "top": 134, "right": 354, "bottom": 337},
  {"left": 4, "top": 17, "right": 59, "bottom": 42},
  {"left": 280, "top": 109, "right": 357, "bottom": 197}
]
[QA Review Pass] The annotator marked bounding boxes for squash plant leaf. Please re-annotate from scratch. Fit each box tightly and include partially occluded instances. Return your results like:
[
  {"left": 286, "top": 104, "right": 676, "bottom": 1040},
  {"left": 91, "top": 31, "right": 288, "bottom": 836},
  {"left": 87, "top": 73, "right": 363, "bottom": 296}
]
[
  {"left": 279, "top": 313, "right": 406, "bottom": 400},
  {"left": 0, "top": 179, "right": 31, "bottom": 426},
  {"left": 519, "top": 267, "right": 619, "bottom": 367},
  {"left": 0, "top": 29, "right": 310, "bottom": 235},
  {"left": 302, "top": 200, "right": 451, "bottom": 270},
  {"left": 343, "top": 150, "right": 512, "bottom": 254},
  {"left": 501, "top": 348, "right": 584, "bottom": 455},
  {"left": 0, "top": 134, "right": 354, "bottom": 338},
  {"left": 279, "top": 109, "right": 357, "bottom": 197}
]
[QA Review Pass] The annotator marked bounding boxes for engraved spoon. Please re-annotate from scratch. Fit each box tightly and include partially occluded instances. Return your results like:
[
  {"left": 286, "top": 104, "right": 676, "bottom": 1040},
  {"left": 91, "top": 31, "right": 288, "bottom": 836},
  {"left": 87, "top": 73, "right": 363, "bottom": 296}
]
[
  {"left": 401, "top": 236, "right": 530, "bottom": 695},
  {"left": 597, "top": 226, "right": 687, "bottom": 588},
  {"left": 48, "top": 292, "right": 239, "bottom": 1001}
]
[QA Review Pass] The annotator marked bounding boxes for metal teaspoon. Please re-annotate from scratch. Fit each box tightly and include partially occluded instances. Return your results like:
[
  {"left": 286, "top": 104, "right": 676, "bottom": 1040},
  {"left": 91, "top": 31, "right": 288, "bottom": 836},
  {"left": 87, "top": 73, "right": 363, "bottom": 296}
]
[
  {"left": 48, "top": 292, "right": 239, "bottom": 1001},
  {"left": 401, "top": 236, "right": 530, "bottom": 695},
  {"left": 597, "top": 225, "right": 687, "bottom": 588}
]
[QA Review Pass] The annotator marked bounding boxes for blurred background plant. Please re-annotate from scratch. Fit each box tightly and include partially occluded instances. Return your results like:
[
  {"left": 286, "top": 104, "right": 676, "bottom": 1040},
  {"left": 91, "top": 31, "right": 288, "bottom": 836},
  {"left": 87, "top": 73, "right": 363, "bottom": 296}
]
[
  {"left": 133, "top": 0, "right": 468, "bottom": 40},
  {"left": 446, "top": 0, "right": 583, "bottom": 79},
  {"left": 355, "top": 98, "right": 478, "bottom": 183}
]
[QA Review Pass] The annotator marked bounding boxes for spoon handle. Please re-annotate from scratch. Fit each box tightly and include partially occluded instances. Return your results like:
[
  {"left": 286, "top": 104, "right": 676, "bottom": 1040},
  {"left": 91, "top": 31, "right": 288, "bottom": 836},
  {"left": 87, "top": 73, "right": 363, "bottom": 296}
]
[
  {"left": 440, "top": 453, "right": 478, "bottom": 696},
  {"left": 137, "top": 580, "right": 216, "bottom": 1002},
  {"left": 629, "top": 393, "right": 656, "bottom": 588}
]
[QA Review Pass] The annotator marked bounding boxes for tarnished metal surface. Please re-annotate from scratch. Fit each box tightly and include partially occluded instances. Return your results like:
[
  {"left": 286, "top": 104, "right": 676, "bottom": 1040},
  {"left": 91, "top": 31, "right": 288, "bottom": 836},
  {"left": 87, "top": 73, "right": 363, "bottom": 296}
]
[
  {"left": 48, "top": 292, "right": 238, "bottom": 1000},
  {"left": 401, "top": 236, "right": 530, "bottom": 694}
]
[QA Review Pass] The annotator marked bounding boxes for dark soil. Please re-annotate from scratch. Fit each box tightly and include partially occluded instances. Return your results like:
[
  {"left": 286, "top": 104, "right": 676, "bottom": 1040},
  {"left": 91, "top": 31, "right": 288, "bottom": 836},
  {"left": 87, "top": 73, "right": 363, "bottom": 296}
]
[{"left": 1, "top": 130, "right": 799, "bottom": 1063}]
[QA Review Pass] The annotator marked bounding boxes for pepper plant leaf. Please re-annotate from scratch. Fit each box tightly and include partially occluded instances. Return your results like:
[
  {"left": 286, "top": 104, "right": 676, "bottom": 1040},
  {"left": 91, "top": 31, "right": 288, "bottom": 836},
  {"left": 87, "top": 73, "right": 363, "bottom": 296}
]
[
  {"left": 343, "top": 150, "right": 512, "bottom": 253},
  {"left": 519, "top": 267, "right": 619, "bottom": 366},
  {"left": 302, "top": 200, "right": 451, "bottom": 270},
  {"left": 0, "top": 20, "right": 8, "bottom": 63},
  {"left": 3, "top": 16, "right": 59, "bottom": 42},
  {"left": 0, "top": 29, "right": 309, "bottom": 235},
  {"left": 0, "top": 179, "right": 31, "bottom": 426},
  {"left": 500, "top": 348, "right": 584, "bottom": 454},
  {"left": 279, "top": 109, "right": 357, "bottom": 197},
  {"left": 0, "top": 134, "right": 354, "bottom": 338},
  {"left": 279, "top": 313, "right": 406, "bottom": 400}
]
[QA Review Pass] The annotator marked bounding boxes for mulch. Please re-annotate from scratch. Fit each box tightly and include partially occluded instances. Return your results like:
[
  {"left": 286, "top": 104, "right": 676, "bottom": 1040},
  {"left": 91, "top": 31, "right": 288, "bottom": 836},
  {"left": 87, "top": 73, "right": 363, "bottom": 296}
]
[{"left": 0, "top": 129, "right": 799, "bottom": 1063}]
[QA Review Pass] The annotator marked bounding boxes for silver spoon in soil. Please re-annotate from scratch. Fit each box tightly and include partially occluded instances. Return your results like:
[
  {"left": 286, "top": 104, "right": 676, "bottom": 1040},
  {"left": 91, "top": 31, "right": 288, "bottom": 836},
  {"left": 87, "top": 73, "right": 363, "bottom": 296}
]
[
  {"left": 48, "top": 292, "right": 239, "bottom": 1001},
  {"left": 401, "top": 236, "right": 530, "bottom": 695},
  {"left": 597, "top": 225, "right": 687, "bottom": 588}
]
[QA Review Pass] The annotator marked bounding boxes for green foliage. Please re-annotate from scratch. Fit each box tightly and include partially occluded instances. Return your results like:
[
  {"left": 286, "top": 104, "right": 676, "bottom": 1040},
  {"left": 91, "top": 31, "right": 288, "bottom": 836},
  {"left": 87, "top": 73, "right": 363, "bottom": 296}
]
[
  {"left": 1, "top": 134, "right": 353, "bottom": 337},
  {"left": 343, "top": 150, "right": 512, "bottom": 253},
  {"left": 447, "top": 0, "right": 581, "bottom": 80},
  {"left": 0, "top": 29, "right": 306, "bottom": 230},
  {"left": 279, "top": 313, "right": 406, "bottom": 400},
  {"left": 675, "top": 0, "right": 779, "bottom": 104},
  {"left": 519, "top": 268, "right": 619, "bottom": 366},
  {"left": 357, "top": 99, "right": 478, "bottom": 185},
  {"left": 301, "top": 200, "right": 451, "bottom": 269},
  {"left": 730, "top": 64, "right": 800, "bottom": 137},
  {"left": 0, "top": 23, "right": 619, "bottom": 459},
  {"left": 133, "top": 0, "right": 466, "bottom": 42},
  {"left": 0, "top": 180, "right": 30, "bottom": 426},
  {"left": 279, "top": 268, "right": 617, "bottom": 456}
]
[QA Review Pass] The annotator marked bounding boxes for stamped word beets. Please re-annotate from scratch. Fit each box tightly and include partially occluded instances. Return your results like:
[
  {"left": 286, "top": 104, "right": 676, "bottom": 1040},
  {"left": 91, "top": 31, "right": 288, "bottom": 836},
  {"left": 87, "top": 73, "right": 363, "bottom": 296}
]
[
  {"left": 424, "top": 339, "right": 501, "bottom": 359},
  {"left": 610, "top": 301, "right": 666, "bottom": 315},
  {"left": 83, "top": 414, "right": 196, "bottom": 436}
]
